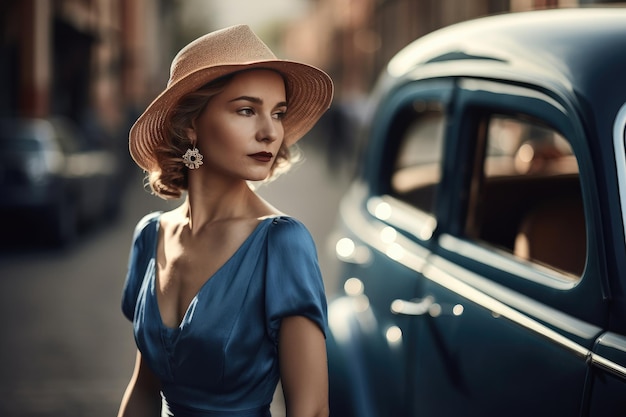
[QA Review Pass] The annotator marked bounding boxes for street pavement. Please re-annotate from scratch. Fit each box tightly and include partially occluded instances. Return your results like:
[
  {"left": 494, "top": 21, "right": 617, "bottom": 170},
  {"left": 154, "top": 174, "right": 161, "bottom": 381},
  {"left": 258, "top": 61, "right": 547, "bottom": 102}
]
[{"left": 0, "top": 141, "right": 352, "bottom": 416}]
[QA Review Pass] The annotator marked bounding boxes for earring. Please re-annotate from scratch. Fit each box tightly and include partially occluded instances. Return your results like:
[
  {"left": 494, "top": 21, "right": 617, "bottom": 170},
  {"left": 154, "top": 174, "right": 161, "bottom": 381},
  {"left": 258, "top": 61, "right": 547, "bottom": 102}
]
[{"left": 182, "top": 147, "right": 204, "bottom": 169}]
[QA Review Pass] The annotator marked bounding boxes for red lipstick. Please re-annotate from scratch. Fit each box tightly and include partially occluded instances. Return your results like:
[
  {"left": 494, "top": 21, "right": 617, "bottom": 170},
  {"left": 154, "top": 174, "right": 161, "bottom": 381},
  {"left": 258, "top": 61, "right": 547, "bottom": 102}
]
[{"left": 249, "top": 152, "right": 273, "bottom": 162}]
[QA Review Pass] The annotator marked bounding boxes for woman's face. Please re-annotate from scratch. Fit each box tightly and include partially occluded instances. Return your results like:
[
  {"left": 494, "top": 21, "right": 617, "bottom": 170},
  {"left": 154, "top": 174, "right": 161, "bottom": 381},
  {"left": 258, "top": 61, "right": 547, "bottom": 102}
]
[{"left": 189, "top": 69, "right": 287, "bottom": 182}]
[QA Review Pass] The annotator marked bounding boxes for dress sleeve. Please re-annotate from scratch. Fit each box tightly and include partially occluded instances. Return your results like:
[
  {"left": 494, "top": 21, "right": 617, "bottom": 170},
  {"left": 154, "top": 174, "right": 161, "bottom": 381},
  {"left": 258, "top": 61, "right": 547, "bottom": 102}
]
[
  {"left": 265, "top": 217, "right": 328, "bottom": 344},
  {"left": 121, "top": 212, "right": 160, "bottom": 321}
]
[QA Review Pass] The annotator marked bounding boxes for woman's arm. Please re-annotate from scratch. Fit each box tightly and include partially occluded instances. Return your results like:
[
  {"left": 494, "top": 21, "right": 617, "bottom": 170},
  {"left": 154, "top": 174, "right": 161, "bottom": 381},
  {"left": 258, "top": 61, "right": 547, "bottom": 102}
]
[
  {"left": 117, "top": 350, "right": 162, "bottom": 417},
  {"left": 279, "top": 315, "right": 329, "bottom": 417}
]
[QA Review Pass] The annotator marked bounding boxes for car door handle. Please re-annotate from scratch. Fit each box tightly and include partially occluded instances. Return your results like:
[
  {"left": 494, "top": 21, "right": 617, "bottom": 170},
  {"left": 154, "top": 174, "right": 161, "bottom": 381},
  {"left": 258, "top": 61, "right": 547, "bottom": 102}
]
[
  {"left": 391, "top": 296, "right": 464, "bottom": 317},
  {"left": 391, "top": 296, "right": 435, "bottom": 316}
]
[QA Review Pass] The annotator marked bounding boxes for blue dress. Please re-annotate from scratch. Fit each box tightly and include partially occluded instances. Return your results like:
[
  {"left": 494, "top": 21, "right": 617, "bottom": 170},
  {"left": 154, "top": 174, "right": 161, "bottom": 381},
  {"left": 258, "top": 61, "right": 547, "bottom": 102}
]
[{"left": 121, "top": 212, "right": 328, "bottom": 417}]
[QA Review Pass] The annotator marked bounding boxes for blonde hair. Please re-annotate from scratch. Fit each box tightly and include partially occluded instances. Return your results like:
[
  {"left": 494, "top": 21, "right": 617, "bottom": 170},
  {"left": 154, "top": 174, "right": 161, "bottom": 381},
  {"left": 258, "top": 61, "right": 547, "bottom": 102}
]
[{"left": 147, "top": 71, "right": 298, "bottom": 200}]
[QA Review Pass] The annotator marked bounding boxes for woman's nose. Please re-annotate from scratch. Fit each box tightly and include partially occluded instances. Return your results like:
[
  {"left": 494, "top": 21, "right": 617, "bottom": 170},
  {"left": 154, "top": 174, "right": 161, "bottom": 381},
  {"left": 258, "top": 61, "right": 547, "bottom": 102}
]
[{"left": 256, "top": 114, "right": 282, "bottom": 142}]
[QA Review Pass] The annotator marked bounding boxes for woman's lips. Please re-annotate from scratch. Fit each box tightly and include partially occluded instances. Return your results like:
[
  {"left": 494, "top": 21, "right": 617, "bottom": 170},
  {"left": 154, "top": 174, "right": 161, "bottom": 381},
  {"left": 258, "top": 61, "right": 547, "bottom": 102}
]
[{"left": 249, "top": 152, "right": 273, "bottom": 162}]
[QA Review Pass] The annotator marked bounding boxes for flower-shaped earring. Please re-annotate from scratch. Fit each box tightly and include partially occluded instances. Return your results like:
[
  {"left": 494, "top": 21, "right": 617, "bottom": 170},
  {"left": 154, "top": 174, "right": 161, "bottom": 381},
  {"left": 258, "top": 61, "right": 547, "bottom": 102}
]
[{"left": 182, "top": 147, "right": 204, "bottom": 169}]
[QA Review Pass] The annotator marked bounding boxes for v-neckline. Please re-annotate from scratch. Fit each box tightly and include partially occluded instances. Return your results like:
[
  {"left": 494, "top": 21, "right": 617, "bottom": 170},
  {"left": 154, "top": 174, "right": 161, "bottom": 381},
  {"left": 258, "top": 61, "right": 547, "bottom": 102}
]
[{"left": 151, "top": 215, "right": 276, "bottom": 331}]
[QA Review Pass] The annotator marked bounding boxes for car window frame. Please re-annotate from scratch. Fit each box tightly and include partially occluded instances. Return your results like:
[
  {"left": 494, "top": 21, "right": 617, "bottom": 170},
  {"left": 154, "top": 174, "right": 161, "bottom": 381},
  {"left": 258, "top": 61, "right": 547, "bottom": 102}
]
[
  {"left": 613, "top": 102, "right": 626, "bottom": 255},
  {"left": 366, "top": 78, "right": 455, "bottom": 245}
]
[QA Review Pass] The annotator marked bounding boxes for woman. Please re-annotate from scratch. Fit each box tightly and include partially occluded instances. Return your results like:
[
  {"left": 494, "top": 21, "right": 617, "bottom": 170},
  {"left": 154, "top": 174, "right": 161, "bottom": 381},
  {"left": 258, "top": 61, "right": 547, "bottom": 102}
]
[{"left": 117, "top": 25, "right": 333, "bottom": 417}]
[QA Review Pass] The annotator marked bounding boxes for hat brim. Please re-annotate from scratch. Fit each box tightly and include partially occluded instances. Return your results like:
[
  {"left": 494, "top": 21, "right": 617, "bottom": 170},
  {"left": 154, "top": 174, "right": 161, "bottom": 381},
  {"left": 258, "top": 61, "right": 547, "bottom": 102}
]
[{"left": 129, "top": 60, "right": 333, "bottom": 171}]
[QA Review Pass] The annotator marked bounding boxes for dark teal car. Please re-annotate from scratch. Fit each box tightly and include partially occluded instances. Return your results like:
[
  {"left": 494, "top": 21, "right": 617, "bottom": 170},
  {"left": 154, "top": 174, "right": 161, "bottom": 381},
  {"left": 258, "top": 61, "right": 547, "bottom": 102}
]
[{"left": 327, "top": 8, "right": 626, "bottom": 417}]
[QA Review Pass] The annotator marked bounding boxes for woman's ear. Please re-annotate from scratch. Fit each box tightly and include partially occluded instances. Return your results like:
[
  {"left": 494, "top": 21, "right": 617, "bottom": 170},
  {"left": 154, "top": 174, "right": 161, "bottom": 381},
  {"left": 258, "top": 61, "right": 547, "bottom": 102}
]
[{"left": 185, "top": 125, "right": 197, "bottom": 145}]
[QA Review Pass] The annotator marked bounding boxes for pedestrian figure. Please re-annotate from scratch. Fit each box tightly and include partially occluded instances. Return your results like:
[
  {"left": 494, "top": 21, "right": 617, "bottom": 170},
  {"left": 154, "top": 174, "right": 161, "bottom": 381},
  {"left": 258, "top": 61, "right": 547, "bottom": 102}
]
[{"left": 117, "top": 25, "right": 333, "bottom": 417}]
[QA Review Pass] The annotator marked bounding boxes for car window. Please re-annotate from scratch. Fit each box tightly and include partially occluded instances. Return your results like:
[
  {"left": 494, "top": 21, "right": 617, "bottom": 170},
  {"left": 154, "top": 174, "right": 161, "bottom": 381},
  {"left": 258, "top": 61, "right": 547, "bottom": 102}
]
[
  {"left": 389, "top": 101, "right": 445, "bottom": 214},
  {"left": 465, "top": 114, "right": 585, "bottom": 279},
  {"left": 0, "top": 136, "right": 42, "bottom": 152}
]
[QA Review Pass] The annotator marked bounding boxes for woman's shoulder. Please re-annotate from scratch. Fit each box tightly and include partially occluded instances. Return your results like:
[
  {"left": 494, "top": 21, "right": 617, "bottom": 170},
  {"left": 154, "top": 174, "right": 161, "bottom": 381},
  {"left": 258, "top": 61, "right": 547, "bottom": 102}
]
[
  {"left": 266, "top": 216, "right": 316, "bottom": 248},
  {"left": 134, "top": 211, "right": 161, "bottom": 231},
  {"left": 130, "top": 211, "right": 162, "bottom": 243},
  {"left": 136, "top": 211, "right": 162, "bottom": 226},
  {"left": 266, "top": 215, "right": 308, "bottom": 231}
]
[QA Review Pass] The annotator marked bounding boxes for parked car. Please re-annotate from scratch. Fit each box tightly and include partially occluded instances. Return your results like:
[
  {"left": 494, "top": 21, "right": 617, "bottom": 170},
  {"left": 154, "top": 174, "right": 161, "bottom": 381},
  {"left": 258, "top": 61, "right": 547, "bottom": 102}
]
[
  {"left": 0, "top": 117, "right": 121, "bottom": 245},
  {"left": 327, "top": 8, "right": 626, "bottom": 417}
]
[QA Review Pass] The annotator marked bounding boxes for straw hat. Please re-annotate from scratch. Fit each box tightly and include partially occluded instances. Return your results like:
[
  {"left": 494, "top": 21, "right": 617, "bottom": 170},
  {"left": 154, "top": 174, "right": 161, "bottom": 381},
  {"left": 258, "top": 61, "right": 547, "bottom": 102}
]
[{"left": 129, "top": 24, "right": 334, "bottom": 171}]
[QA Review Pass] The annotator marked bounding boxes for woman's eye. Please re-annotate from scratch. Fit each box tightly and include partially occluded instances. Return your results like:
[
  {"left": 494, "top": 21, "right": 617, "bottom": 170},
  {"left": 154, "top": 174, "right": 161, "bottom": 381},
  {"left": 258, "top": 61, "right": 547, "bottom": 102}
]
[
  {"left": 238, "top": 108, "right": 254, "bottom": 116},
  {"left": 273, "top": 110, "right": 287, "bottom": 120}
]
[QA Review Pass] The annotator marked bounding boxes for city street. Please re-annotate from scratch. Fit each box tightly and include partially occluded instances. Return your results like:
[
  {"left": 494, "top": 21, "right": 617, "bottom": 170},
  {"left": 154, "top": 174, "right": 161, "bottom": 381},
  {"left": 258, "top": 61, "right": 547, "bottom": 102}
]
[{"left": 0, "top": 143, "right": 351, "bottom": 416}]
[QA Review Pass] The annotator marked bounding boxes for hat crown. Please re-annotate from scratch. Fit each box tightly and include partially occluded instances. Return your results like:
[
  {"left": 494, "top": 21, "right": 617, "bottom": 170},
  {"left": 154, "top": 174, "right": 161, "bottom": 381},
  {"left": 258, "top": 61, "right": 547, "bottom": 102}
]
[{"left": 168, "top": 25, "right": 277, "bottom": 87}]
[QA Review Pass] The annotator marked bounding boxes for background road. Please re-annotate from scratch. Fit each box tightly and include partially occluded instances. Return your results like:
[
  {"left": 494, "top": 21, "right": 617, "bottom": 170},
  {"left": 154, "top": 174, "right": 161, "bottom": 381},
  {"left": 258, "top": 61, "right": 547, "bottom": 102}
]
[{"left": 0, "top": 142, "right": 352, "bottom": 416}]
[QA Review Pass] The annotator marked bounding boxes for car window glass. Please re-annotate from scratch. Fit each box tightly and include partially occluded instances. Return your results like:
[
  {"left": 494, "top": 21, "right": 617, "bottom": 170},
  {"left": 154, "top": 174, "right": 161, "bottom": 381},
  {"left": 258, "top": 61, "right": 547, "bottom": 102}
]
[
  {"left": 390, "top": 102, "right": 445, "bottom": 214},
  {"left": 466, "top": 115, "right": 585, "bottom": 279},
  {"left": 0, "top": 136, "right": 42, "bottom": 152}
]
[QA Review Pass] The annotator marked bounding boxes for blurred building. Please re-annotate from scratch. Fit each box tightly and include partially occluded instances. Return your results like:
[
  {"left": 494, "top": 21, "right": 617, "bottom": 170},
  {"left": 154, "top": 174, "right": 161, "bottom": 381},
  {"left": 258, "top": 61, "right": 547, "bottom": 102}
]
[{"left": 0, "top": 0, "right": 175, "bottom": 154}]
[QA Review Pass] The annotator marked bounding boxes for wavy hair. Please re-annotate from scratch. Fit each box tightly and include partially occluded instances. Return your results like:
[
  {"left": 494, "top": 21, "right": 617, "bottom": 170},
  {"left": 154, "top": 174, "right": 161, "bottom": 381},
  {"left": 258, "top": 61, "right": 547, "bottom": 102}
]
[{"left": 147, "top": 71, "right": 298, "bottom": 200}]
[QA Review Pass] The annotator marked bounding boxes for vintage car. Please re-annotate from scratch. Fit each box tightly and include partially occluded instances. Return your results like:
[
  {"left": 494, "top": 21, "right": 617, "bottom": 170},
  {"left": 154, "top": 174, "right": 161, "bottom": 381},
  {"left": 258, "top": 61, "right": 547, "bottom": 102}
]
[
  {"left": 327, "top": 8, "right": 626, "bottom": 417},
  {"left": 0, "top": 117, "right": 121, "bottom": 245}
]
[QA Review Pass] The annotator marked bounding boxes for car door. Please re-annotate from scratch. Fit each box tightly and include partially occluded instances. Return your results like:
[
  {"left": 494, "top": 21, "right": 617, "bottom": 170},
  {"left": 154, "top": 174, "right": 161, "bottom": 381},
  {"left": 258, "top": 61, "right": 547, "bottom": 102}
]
[
  {"left": 395, "top": 78, "right": 610, "bottom": 416},
  {"left": 328, "top": 78, "right": 455, "bottom": 417}
]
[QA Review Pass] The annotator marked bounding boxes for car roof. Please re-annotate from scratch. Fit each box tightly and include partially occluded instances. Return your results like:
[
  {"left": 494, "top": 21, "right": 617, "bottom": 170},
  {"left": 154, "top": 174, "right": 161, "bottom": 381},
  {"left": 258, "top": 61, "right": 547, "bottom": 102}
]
[{"left": 380, "top": 8, "right": 626, "bottom": 141}]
